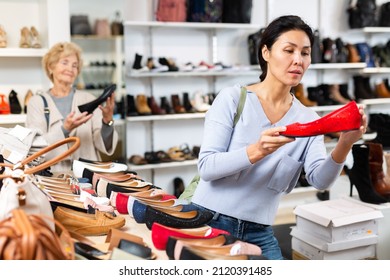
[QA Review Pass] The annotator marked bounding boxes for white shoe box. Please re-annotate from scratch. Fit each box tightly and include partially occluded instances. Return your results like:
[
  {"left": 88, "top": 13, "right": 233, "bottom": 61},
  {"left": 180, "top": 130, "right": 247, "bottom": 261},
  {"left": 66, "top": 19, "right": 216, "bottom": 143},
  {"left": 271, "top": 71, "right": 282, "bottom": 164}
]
[
  {"left": 291, "top": 235, "right": 377, "bottom": 260},
  {"left": 290, "top": 226, "right": 379, "bottom": 255},
  {"left": 293, "top": 198, "right": 383, "bottom": 243}
]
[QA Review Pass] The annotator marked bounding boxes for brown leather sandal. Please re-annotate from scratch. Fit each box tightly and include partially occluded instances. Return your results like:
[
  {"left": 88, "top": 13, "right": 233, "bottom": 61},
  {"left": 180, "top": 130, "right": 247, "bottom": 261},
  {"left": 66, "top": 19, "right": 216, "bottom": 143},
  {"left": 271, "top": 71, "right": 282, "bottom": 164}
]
[{"left": 167, "top": 146, "right": 186, "bottom": 161}]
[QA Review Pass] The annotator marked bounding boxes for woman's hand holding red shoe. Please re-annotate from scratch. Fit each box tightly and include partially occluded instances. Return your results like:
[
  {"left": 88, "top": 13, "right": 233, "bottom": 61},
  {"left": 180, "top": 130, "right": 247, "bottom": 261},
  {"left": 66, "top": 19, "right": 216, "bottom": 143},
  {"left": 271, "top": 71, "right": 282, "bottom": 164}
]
[{"left": 247, "top": 126, "right": 295, "bottom": 164}]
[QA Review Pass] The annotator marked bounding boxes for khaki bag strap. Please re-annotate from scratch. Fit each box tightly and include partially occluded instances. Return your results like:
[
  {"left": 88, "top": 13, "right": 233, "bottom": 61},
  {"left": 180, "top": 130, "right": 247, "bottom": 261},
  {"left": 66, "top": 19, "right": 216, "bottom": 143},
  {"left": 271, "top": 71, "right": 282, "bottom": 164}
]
[
  {"left": 0, "top": 136, "right": 80, "bottom": 179},
  {"left": 233, "top": 86, "right": 247, "bottom": 127}
]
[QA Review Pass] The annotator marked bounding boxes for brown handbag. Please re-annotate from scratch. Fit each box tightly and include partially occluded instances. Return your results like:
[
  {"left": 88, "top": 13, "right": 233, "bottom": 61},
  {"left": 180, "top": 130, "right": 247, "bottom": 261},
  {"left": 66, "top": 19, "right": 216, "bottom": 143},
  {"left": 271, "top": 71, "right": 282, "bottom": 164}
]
[
  {"left": 0, "top": 208, "right": 74, "bottom": 260},
  {"left": 0, "top": 136, "right": 80, "bottom": 177},
  {"left": 94, "top": 19, "right": 111, "bottom": 37}
]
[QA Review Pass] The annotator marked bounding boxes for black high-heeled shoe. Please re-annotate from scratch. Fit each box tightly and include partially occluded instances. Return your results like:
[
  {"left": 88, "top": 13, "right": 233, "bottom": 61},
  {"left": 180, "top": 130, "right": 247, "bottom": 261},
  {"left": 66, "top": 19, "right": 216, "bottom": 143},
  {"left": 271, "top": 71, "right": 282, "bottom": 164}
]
[
  {"left": 345, "top": 144, "right": 389, "bottom": 204},
  {"left": 78, "top": 84, "right": 116, "bottom": 114}
]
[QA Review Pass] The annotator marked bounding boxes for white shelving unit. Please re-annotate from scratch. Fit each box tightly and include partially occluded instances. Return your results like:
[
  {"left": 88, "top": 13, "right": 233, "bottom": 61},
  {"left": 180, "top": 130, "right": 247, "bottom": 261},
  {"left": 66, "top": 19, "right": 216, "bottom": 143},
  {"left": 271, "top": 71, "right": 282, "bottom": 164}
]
[
  {"left": 123, "top": 20, "right": 261, "bottom": 192},
  {"left": 0, "top": 48, "right": 48, "bottom": 57},
  {"left": 70, "top": 35, "right": 124, "bottom": 96},
  {"left": 0, "top": 0, "right": 70, "bottom": 126}
]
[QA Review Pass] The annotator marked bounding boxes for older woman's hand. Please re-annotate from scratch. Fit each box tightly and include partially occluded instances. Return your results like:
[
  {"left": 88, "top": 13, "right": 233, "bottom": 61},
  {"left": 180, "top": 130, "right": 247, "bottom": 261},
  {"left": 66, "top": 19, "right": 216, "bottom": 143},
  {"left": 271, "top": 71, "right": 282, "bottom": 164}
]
[
  {"left": 100, "top": 92, "right": 116, "bottom": 124},
  {"left": 63, "top": 111, "right": 93, "bottom": 131}
]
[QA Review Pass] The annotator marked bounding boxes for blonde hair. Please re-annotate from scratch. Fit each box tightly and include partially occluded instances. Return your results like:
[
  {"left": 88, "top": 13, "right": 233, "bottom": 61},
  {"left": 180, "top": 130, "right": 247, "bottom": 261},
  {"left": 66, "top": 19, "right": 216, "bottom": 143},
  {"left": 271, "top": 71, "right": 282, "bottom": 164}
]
[{"left": 42, "top": 42, "right": 83, "bottom": 82}]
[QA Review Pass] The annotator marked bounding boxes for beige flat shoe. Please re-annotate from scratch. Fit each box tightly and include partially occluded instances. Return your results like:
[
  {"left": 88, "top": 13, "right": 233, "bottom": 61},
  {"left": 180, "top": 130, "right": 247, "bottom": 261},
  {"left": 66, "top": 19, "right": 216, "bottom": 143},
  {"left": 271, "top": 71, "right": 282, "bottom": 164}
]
[{"left": 0, "top": 25, "right": 7, "bottom": 48}]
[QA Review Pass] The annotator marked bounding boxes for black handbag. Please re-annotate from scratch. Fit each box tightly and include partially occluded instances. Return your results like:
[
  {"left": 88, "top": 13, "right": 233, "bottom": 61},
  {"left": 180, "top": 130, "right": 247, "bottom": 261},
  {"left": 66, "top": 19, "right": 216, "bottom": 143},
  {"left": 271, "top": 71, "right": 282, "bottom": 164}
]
[
  {"left": 187, "top": 0, "right": 223, "bottom": 23},
  {"left": 247, "top": 28, "right": 264, "bottom": 65},
  {"left": 347, "top": 0, "right": 377, "bottom": 29},
  {"left": 379, "top": 2, "right": 390, "bottom": 27},
  {"left": 311, "top": 29, "right": 322, "bottom": 64},
  {"left": 8, "top": 89, "right": 22, "bottom": 114},
  {"left": 222, "top": 0, "right": 253, "bottom": 23},
  {"left": 70, "top": 15, "right": 92, "bottom": 35}
]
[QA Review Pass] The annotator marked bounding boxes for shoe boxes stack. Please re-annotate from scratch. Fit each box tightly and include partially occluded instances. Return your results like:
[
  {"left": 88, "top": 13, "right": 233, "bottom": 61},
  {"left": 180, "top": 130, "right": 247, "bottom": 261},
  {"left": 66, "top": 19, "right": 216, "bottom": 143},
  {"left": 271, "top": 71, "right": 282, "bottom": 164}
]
[{"left": 290, "top": 197, "right": 383, "bottom": 260}]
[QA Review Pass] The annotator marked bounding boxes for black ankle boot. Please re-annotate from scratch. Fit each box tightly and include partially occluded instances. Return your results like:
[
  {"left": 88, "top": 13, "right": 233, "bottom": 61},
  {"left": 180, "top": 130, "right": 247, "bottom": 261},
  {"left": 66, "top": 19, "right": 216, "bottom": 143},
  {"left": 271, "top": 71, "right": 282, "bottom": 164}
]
[
  {"left": 339, "top": 83, "right": 353, "bottom": 101},
  {"left": 307, "top": 85, "right": 334, "bottom": 106},
  {"left": 8, "top": 89, "right": 22, "bottom": 114},
  {"left": 132, "top": 53, "right": 143, "bottom": 70},
  {"left": 368, "top": 113, "right": 390, "bottom": 148},
  {"left": 160, "top": 96, "right": 173, "bottom": 114},
  {"left": 353, "top": 75, "right": 376, "bottom": 100},
  {"left": 78, "top": 84, "right": 116, "bottom": 114},
  {"left": 182, "top": 92, "right": 195, "bottom": 113},
  {"left": 346, "top": 144, "right": 389, "bottom": 204},
  {"left": 126, "top": 94, "right": 138, "bottom": 116},
  {"left": 173, "top": 177, "right": 185, "bottom": 198}
]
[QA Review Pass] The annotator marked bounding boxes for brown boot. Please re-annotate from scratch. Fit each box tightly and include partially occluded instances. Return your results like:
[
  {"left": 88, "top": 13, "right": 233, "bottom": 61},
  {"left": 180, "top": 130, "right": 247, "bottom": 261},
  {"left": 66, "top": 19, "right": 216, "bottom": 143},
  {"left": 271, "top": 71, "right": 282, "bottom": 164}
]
[
  {"left": 367, "top": 142, "right": 390, "bottom": 197},
  {"left": 292, "top": 83, "right": 317, "bottom": 106},
  {"left": 19, "top": 26, "right": 30, "bottom": 48},
  {"left": 147, "top": 96, "right": 165, "bottom": 115},
  {"left": 346, "top": 43, "right": 361, "bottom": 63},
  {"left": 135, "top": 94, "right": 152, "bottom": 115},
  {"left": 375, "top": 81, "right": 390, "bottom": 98},
  {"left": 384, "top": 152, "right": 390, "bottom": 186},
  {"left": 171, "top": 94, "right": 186, "bottom": 113}
]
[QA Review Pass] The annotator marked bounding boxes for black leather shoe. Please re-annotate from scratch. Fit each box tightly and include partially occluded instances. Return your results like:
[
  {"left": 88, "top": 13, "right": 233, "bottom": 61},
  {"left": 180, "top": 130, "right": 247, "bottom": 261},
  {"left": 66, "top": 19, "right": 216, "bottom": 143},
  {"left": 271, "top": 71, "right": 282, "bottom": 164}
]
[
  {"left": 144, "top": 205, "right": 213, "bottom": 230},
  {"left": 78, "top": 84, "right": 116, "bottom": 114}
]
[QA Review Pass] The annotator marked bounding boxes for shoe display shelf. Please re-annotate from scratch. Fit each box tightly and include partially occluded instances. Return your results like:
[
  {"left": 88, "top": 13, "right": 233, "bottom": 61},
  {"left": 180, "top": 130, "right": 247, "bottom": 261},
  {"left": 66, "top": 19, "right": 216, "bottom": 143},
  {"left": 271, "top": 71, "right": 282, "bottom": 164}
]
[
  {"left": 70, "top": 35, "right": 125, "bottom": 98},
  {"left": 346, "top": 27, "right": 390, "bottom": 77},
  {"left": 0, "top": 0, "right": 70, "bottom": 127},
  {"left": 123, "top": 20, "right": 262, "bottom": 193}
]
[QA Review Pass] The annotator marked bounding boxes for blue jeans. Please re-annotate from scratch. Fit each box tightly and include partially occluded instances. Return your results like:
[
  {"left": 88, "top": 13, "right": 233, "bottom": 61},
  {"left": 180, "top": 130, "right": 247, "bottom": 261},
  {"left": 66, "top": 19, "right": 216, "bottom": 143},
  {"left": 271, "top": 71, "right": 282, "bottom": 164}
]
[{"left": 193, "top": 204, "right": 284, "bottom": 260}]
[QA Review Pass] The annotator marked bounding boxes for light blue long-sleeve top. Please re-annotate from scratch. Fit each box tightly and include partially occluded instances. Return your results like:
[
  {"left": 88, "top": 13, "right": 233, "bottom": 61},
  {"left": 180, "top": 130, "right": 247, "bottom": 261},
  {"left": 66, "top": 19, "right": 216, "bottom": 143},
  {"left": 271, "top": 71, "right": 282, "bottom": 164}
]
[{"left": 191, "top": 84, "right": 344, "bottom": 225}]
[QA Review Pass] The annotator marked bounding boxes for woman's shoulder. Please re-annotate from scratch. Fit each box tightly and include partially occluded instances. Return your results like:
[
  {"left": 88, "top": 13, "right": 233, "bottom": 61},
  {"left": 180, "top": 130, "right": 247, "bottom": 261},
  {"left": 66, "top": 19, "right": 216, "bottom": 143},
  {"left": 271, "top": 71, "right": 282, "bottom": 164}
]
[{"left": 216, "top": 84, "right": 244, "bottom": 103}]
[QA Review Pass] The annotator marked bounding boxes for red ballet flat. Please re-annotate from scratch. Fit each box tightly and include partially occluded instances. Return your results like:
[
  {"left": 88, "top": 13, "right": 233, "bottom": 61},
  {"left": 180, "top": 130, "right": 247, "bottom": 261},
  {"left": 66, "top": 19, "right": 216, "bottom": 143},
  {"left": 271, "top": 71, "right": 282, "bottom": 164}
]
[
  {"left": 151, "top": 222, "right": 230, "bottom": 250},
  {"left": 280, "top": 101, "right": 361, "bottom": 137}
]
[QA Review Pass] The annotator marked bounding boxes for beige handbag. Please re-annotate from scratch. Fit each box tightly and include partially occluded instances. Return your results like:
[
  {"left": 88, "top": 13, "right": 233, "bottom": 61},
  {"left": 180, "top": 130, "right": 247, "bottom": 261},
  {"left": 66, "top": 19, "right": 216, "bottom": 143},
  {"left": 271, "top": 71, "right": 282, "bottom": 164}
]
[{"left": 0, "top": 137, "right": 80, "bottom": 221}]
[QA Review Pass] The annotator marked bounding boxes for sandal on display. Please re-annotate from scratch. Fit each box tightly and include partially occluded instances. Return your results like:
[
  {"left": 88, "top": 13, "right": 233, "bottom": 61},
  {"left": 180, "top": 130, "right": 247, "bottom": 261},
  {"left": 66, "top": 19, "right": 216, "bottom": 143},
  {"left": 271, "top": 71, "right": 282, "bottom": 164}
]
[
  {"left": 167, "top": 146, "right": 186, "bottom": 161},
  {"left": 19, "top": 26, "right": 30, "bottom": 48},
  {"left": 30, "top": 26, "right": 41, "bottom": 48},
  {"left": 129, "top": 154, "right": 148, "bottom": 165}
]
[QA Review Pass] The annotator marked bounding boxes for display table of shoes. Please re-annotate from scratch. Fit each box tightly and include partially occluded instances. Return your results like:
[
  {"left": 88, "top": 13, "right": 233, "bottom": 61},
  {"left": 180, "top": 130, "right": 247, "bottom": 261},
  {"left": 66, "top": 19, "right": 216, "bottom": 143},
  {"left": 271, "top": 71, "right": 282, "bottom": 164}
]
[{"left": 87, "top": 213, "right": 169, "bottom": 260}]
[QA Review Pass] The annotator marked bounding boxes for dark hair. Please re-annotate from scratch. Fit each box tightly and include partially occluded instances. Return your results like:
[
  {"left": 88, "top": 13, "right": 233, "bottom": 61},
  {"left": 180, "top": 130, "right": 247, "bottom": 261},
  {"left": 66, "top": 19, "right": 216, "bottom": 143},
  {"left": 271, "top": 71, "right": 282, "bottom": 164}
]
[{"left": 258, "top": 15, "right": 314, "bottom": 81}]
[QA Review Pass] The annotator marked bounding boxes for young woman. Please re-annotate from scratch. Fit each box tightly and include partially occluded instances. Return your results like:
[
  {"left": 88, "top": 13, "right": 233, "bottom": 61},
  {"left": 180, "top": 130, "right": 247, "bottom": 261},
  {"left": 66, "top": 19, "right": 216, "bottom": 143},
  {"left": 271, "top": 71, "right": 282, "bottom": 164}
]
[{"left": 191, "top": 15, "right": 367, "bottom": 260}]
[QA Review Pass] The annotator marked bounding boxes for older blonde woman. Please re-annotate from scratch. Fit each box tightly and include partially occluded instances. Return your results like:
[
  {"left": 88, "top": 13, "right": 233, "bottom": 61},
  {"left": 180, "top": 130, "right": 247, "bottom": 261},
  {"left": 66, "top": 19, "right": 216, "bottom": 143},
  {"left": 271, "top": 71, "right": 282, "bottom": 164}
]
[{"left": 26, "top": 42, "right": 118, "bottom": 172}]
